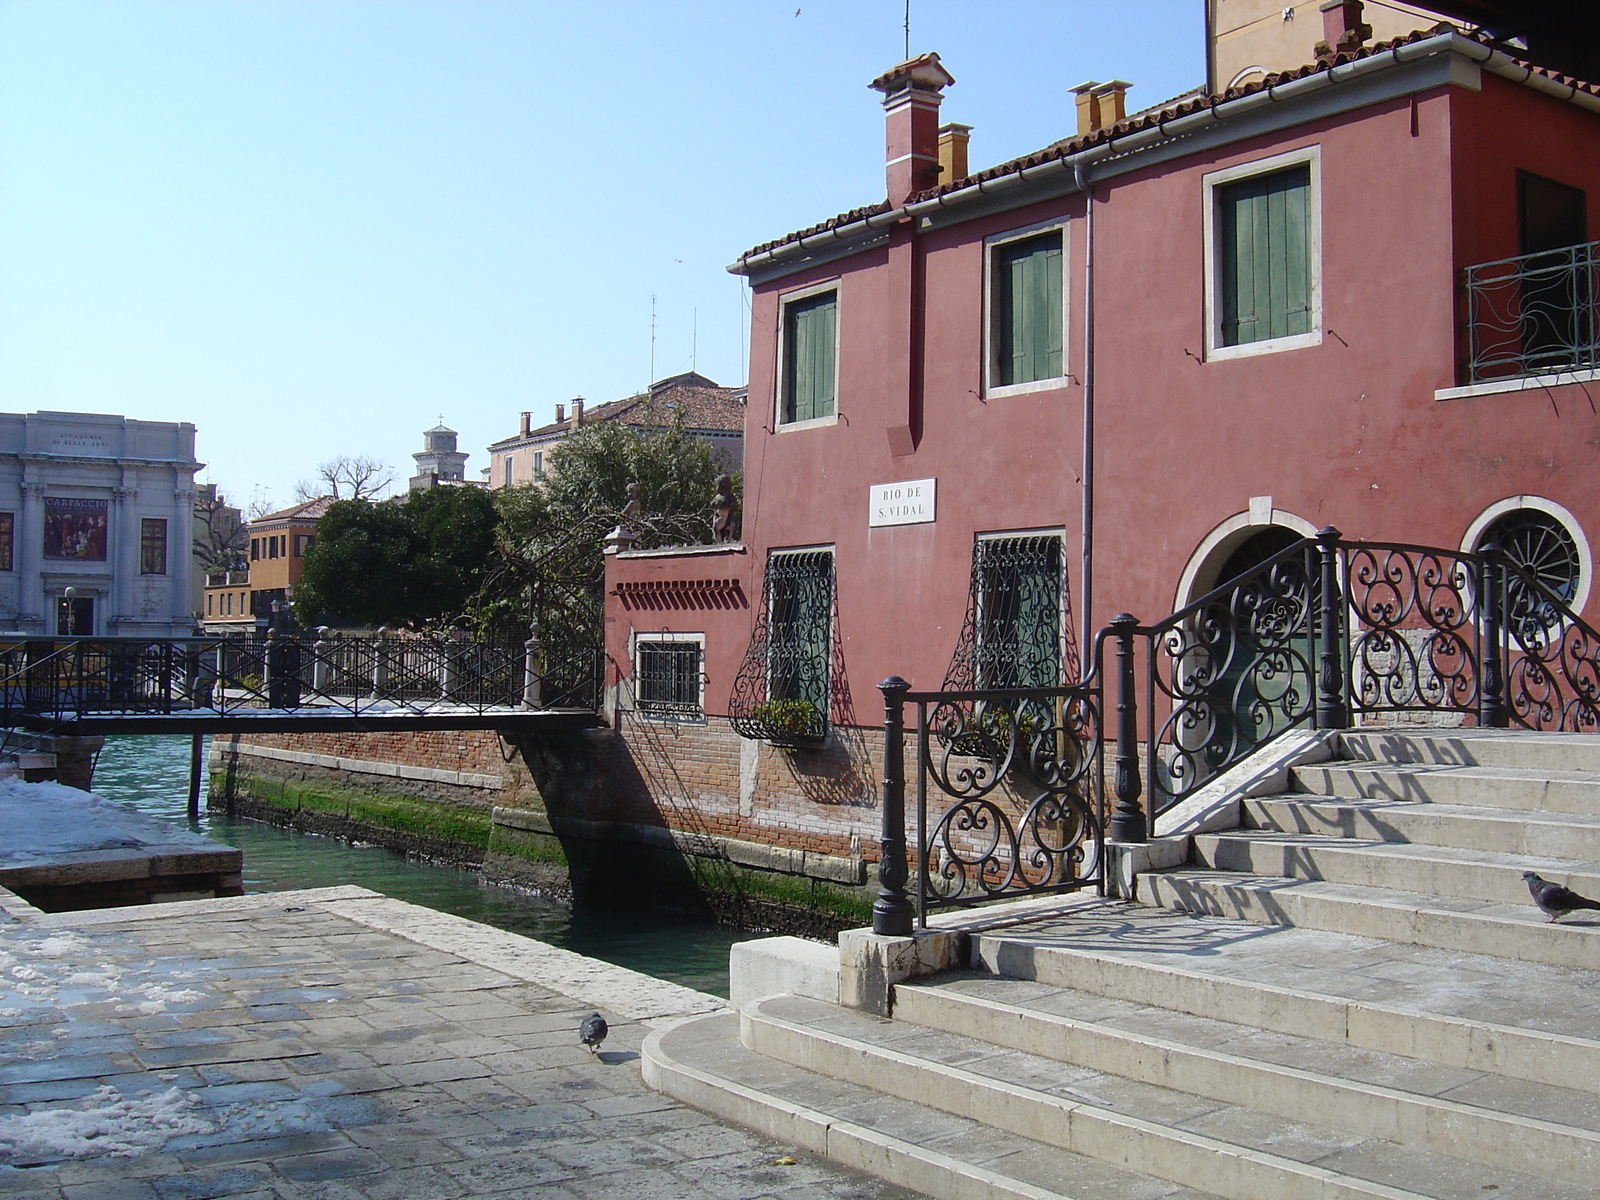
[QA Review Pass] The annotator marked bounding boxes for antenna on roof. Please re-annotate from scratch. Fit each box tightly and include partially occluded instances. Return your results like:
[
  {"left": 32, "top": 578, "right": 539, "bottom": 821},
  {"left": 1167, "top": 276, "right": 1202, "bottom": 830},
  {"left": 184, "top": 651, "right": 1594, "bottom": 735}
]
[
  {"left": 650, "top": 294, "right": 657, "bottom": 386},
  {"left": 903, "top": 0, "right": 910, "bottom": 60},
  {"left": 692, "top": 308, "right": 698, "bottom": 373}
]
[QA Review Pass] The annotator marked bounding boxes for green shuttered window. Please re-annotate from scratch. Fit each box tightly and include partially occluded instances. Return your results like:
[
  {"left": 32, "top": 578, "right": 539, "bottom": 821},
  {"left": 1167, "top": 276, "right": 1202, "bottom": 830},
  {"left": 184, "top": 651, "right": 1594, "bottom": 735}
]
[
  {"left": 994, "top": 231, "right": 1064, "bottom": 386},
  {"left": 1219, "top": 164, "right": 1312, "bottom": 347},
  {"left": 782, "top": 291, "right": 837, "bottom": 424}
]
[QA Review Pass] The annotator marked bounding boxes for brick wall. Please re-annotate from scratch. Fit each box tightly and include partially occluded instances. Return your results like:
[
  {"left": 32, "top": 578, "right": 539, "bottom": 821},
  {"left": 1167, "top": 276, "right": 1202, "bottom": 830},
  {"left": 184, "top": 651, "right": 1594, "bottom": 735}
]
[{"left": 232, "top": 730, "right": 507, "bottom": 777}]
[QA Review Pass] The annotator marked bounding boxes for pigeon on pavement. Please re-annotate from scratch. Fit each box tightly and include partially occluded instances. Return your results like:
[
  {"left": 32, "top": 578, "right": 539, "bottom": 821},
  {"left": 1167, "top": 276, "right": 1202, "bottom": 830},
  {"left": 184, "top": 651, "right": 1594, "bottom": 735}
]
[
  {"left": 580, "top": 1011, "right": 608, "bottom": 1054},
  {"left": 1523, "top": 871, "right": 1600, "bottom": 923}
]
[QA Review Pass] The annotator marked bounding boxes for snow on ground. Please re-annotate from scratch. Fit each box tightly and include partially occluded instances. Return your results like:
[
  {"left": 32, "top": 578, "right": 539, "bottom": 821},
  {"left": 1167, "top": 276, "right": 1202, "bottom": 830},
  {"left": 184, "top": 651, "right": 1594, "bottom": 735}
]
[
  {"left": 0, "top": 775, "right": 216, "bottom": 865},
  {"left": 0, "top": 1086, "right": 214, "bottom": 1162}
]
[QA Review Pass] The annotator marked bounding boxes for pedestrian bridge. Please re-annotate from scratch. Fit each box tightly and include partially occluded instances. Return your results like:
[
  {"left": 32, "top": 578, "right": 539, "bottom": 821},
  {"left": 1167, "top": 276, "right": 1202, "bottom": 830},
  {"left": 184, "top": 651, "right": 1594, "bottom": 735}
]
[{"left": 0, "top": 632, "right": 604, "bottom": 735}]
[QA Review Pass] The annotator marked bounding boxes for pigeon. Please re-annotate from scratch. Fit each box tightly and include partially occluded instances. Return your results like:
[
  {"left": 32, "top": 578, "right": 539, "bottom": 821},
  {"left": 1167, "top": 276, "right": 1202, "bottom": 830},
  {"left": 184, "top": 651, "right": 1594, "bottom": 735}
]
[
  {"left": 1523, "top": 872, "right": 1600, "bottom": 923},
  {"left": 579, "top": 1011, "right": 608, "bottom": 1054}
]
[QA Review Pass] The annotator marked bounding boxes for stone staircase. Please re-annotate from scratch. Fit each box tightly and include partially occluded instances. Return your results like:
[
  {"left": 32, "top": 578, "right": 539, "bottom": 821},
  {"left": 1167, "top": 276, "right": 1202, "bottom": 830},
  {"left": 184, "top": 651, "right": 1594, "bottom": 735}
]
[{"left": 644, "top": 729, "right": 1600, "bottom": 1200}]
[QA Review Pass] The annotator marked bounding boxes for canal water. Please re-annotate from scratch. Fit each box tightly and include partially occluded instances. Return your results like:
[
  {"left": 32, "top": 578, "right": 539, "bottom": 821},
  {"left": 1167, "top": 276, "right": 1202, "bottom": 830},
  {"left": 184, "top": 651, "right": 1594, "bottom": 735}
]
[{"left": 90, "top": 735, "right": 754, "bottom": 997}]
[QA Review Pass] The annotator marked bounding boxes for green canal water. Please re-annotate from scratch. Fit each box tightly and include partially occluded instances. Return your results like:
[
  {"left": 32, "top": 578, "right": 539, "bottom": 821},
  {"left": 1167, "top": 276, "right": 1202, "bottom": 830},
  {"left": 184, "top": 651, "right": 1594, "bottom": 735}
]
[{"left": 90, "top": 735, "right": 754, "bottom": 997}]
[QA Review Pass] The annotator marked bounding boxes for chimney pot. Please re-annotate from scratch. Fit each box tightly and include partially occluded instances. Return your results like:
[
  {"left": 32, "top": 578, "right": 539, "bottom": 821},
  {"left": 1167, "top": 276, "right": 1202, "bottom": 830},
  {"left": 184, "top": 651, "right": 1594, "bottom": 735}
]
[
  {"left": 519, "top": 411, "right": 531, "bottom": 437},
  {"left": 1319, "top": 0, "right": 1370, "bottom": 54},
  {"left": 869, "top": 52, "right": 956, "bottom": 206},
  {"left": 555, "top": 403, "right": 565, "bottom": 424},
  {"left": 1071, "top": 80, "right": 1130, "bottom": 137},
  {"left": 937, "top": 123, "right": 971, "bottom": 183}
]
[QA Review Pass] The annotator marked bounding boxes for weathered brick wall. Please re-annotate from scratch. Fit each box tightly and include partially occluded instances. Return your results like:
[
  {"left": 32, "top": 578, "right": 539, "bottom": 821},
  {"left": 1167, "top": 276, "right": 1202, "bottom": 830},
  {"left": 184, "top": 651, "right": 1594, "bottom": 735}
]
[{"left": 232, "top": 730, "right": 506, "bottom": 777}]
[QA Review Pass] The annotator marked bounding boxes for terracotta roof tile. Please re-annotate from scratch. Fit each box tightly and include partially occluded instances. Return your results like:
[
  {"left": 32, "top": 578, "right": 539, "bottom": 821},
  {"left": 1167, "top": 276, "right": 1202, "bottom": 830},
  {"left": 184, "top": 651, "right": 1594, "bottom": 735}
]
[
  {"left": 736, "top": 26, "right": 1592, "bottom": 266},
  {"left": 254, "top": 495, "right": 336, "bottom": 524},
  {"left": 490, "top": 384, "right": 746, "bottom": 450}
]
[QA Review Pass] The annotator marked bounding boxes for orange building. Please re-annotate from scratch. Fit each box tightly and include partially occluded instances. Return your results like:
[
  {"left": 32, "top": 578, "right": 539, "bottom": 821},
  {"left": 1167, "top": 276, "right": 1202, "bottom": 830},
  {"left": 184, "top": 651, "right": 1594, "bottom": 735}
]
[{"left": 201, "top": 496, "right": 333, "bottom": 631}]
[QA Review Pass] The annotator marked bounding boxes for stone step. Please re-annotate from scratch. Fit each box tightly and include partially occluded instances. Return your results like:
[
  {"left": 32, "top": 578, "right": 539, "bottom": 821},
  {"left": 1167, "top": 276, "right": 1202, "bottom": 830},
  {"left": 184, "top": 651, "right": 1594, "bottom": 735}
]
[
  {"left": 1191, "top": 828, "right": 1600, "bottom": 908},
  {"left": 1339, "top": 729, "right": 1600, "bottom": 774},
  {"left": 892, "top": 972, "right": 1600, "bottom": 1187},
  {"left": 1291, "top": 760, "right": 1600, "bottom": 816},
  {"left": 968, "top": 901, "right": 1600, "bottom": 1095},
  {"left": 641, "top": 1009, "right": 1233, "bottom": 1200},
  {"left": 1244, "top": 793, "right": 1600, "bottom": 861},
  {"left": 741, "top": 993, "right": 1597, "bottom": 1200},
  {"left": 1144, "top": 868, "right": 1600, "bottom": 970}
]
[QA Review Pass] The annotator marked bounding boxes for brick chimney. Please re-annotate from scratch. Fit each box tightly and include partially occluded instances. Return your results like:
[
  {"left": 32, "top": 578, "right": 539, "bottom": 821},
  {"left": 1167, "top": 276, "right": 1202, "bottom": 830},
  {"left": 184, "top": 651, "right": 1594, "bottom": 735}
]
[
  {"left": 937, "top": 123, "right": 971, "bottom": 184},
  {"left": 571, "top": 398, "right": 585, "bottom": 426},
  {"left": 869, "top": 53, "right": 956, "bottom": 206},
  {"left": 1071, "top": 80, "right": 1131, "bottom": 137},
  {"left": 555, "top": 402, "right": 566, "bottom": 424},
  {"left": 1317, "top": 0, "right": 1371, "bottom": 56},
  {"left": 519, "top": 411, "right": 531, "bottom": 437}
]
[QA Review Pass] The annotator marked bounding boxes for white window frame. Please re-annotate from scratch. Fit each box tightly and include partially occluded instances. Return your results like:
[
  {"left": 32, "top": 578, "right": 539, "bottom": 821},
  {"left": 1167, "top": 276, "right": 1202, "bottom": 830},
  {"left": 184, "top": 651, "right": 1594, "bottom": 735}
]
[
  {"left": 774, "top": 279, "right": 841, "bottom": 432},
  {"left": 984, "top": 218, "right": 1071, "bottom": 399},
  {"left": 1202, "top": 144, "right": 1323, "bottom": 362},
  {"left": 628, "top": 630, "right": 706, "bottom": 721}
]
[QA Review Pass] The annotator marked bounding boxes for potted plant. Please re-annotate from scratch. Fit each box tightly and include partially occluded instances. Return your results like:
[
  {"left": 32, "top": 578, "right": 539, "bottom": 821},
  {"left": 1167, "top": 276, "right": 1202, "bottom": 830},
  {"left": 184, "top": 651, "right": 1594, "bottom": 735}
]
[{"left": 749, "top": 697, "right": 827, "bottom": 747}]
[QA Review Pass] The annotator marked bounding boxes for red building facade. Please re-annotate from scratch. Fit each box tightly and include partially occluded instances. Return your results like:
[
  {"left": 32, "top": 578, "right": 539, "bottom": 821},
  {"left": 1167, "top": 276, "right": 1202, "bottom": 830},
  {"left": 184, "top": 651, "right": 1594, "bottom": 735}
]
[{"left": 601, "top": 26, "right": 1600, "bottom": 888}]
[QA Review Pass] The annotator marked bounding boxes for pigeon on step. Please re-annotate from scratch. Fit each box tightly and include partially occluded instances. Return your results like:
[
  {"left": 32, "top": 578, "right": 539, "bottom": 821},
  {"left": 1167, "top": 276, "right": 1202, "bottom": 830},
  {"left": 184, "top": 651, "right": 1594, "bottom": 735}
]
[
  {"left": 579, "top": 1011, "right": 608, "bottom": 1054},
  {"left": 1523, "top": 872, "right": 1600, "bottom": 923}
]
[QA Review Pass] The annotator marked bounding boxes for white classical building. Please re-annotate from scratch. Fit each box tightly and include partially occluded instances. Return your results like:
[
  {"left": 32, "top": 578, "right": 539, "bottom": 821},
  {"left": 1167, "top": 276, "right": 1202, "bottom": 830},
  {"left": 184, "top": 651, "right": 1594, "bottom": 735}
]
[{"left": 0, "top": 412, "right": 202, "bottom": 636}]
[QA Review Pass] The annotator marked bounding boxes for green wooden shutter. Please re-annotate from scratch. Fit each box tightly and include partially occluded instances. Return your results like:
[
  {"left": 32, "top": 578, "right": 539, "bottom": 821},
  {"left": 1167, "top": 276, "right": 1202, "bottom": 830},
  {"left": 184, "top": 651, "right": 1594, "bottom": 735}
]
[
  {"left": 996, "top": 232, "right": 1063, "bottom": 386},
  {"left": 1220, "top": 165, "right": 1311, "bottom": 347},
  {"left": 784, "top": 292, "right": 837, "bottom": 422}
]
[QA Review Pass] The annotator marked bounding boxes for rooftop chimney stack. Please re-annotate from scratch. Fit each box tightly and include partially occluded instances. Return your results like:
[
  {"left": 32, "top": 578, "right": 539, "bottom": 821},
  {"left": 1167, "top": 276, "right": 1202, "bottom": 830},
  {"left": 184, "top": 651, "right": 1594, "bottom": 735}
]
[
  {"left": 937, "top": 123, "right": 971, "bottom": 184},
  {"left": 869, "top": 52, "right": 957, "bottom": 206},
  {"left": 519, "top": 411, "right": 532, "bottom": 437},
  {"left": 1071, "top": 80, "right": 1131, "bottom": 137},
  {"left": 1317, "top": 0, "right": 1371, "bottom": 56},
  {"left": 572, "top": 398, "right": 585, "bottom": 425},
  {"left": 555, "top": 403, "right": 566, "bottom": 424}
]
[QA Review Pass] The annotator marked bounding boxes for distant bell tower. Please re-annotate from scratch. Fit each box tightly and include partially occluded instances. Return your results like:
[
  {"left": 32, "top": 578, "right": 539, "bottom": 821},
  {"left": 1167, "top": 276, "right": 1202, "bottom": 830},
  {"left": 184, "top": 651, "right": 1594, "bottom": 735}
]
[{"left": 409, "top": 423, "right": 470, "bottom": 491}]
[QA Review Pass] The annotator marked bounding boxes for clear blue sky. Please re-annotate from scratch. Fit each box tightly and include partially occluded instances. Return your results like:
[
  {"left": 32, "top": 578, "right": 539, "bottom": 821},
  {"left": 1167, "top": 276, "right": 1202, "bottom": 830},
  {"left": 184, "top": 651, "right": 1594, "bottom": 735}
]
[{"left": 0, "top": 0, "right": 1202, "bottom": 512}]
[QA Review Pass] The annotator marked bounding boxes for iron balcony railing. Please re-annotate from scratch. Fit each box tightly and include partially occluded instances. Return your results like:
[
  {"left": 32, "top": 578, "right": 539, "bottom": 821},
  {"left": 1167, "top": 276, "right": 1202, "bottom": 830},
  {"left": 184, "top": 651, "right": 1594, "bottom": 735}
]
[
  {"left": 1463, "top": 238, "right": 1598, "bottom": 384},
  {"left": 872, "top": 527, "right": 1600, "bottom": 933},
  {"left": 0, "top": 631, "right": 605, "bottom": 722}
]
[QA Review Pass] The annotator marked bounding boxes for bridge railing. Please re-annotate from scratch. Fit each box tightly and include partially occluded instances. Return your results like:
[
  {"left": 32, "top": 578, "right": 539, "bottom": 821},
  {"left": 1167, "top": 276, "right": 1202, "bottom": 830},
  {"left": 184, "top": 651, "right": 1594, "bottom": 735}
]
[{"left": 0, "top": 631, "right": 604, "bottom": 720}]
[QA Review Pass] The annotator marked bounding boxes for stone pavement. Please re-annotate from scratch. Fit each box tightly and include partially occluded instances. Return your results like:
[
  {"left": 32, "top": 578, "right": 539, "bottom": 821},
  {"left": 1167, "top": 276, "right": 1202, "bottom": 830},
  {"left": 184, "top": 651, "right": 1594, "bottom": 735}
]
[{"left": 0, "top": 885, "right": 922, "bottom": 1199}]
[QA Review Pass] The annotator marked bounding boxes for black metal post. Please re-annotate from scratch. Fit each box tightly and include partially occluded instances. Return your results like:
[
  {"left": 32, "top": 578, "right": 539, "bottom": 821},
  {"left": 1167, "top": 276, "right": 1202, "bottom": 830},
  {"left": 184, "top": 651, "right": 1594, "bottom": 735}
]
[
  {"left": 1479, "top": 543, "right": 1508, "bottom": 728},
  {"left": 188, "top": 732, "right": 204, "bottom": 822},
  {"left": 873, "top": 676, "right": 914, "bottom": 936},
  {"left": 1109, "top": 615, "right": 1147, "bottom": 844},
  {"left": 1315, "top": 525, "right": 1349, "bottom": 729}
]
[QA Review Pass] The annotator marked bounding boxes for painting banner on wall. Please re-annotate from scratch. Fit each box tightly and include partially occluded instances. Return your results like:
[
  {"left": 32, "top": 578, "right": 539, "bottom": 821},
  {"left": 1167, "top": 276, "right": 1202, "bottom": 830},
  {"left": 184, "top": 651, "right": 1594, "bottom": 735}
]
[{"left": 44, "top": 497, "right": 108, "bottom": 561}]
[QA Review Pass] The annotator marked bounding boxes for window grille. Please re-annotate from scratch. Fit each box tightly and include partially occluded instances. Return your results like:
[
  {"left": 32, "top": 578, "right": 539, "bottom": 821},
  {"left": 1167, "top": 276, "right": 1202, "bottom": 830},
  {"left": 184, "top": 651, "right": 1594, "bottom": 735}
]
[
  {"left": 1480, "top": 508, "right": 1583, "bottom": 635},
  {"left": 945, "top": 535, "right": 1065, "bottom": 691},
  {"left": 634, "top": 639, "right": 703, "bottom": 719},
  {"left": 730, "top": 549, "right": 833, "bottom": 743},
  {"left": 140, "top": 518, "right": 168, "bottom": 576}
]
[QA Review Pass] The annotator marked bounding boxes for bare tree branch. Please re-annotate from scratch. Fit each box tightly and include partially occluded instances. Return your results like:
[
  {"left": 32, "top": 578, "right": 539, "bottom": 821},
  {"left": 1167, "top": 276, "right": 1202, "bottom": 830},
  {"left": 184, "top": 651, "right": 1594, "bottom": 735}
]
[{"left": 295, "top": 455, "right": 394, "bottom": 502}]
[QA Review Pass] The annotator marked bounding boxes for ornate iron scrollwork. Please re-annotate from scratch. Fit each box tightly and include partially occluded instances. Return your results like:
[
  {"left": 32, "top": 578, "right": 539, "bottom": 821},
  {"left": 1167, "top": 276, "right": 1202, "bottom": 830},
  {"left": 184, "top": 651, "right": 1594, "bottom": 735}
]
[
  {"left": 944, "top": 535, "right": 1072, "bottom": 692},
  {"left": 729, "top": 550, "right": 833, "bottom": 744},
  {"left": 1463, "top": 239, "right": 1598, "bottom": 385}
]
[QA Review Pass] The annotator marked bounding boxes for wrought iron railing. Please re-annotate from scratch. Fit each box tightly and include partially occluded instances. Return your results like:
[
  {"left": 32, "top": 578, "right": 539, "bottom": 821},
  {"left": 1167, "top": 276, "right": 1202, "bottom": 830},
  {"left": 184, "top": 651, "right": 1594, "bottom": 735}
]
[
  {"left": 877, "top": 679, "right": 1105, "bottom": 926},
  {"left": 870, "top": 527, "right": 1600, "bottom": 934},
  {"left": 0, "top": 630, "right": 604, "bottom": 721},
  {"left": 1463, "top": 239, "right": 1598, "bottom": 384}
]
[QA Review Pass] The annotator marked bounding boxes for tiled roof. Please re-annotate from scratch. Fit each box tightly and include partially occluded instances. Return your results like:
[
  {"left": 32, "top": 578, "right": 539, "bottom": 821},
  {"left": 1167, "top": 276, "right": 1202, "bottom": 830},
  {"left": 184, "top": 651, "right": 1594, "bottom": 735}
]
[
  {"left": 736, "top": 26, "right": 1596, "bottom": 266},
  {"left": 491, "top": 384, "right": 746, "bottom": 450},
  {"left": 253, "top": 495, "right": 336, "bottom": 524}
]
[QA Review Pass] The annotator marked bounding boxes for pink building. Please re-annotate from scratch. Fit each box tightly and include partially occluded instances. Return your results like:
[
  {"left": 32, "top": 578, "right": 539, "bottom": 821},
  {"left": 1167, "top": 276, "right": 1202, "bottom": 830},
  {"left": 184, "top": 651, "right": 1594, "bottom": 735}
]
[{"left": 599, "top": 16, "right": 1600, "bottom": 902}]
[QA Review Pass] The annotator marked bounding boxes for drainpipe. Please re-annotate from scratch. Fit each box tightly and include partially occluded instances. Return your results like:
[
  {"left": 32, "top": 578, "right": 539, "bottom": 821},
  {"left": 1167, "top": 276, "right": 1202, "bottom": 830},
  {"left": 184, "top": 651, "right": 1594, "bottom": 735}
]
[{"left": 1074, "top": 161, "right": 1096, "bottom": 657}]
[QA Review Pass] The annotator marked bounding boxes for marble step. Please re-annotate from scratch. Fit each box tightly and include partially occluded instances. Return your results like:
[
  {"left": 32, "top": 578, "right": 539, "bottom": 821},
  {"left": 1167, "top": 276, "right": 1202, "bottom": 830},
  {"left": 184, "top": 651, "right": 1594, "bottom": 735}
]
[
  {"left": 642, "top": 1009, "right": 1232, "bottom": 1200},
  {"left": 967, "top": 901, "right": 1600, "bottom": 1094},
  {"left": 741, "top": 993, "right": 1597, "bottom": 1200},
  {"left": 1291, "top": 760, "right": 1600, "bottom": 817},
  {"left": 1243, "top": 792, "right": 1600, "bottom": 861},
  {"left": 1144, "top": 868, "right": 1600, "bottom": 970},
  {"left": 1191, "top": 827, "right": 1600, "bottom": 907},
  {"left": 1338, "top": 729, "right": 1600, "bottom": 775},
  {"left": 892, "top": 972, "right": 1600, "bottom": 1186}
]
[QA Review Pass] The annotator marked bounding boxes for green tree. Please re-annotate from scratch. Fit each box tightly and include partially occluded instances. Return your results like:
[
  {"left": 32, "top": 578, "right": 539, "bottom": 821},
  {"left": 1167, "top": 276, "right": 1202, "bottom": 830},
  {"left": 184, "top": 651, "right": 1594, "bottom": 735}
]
[
  {"left": 294, "top": 486, "right": 501, "bottom": 628},
  {"left": 473, "top": 416, "right": 729, "bottom": 648}
]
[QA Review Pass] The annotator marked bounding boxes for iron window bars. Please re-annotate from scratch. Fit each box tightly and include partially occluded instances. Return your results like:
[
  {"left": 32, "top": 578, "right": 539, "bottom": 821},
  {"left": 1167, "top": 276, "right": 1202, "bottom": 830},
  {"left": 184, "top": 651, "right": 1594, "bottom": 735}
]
[
  {"left": 634, "top": 638, "right": 704, "bottom": 719},
  {"left": 729, "top": 549, "right": 833, "bottom": 745}
]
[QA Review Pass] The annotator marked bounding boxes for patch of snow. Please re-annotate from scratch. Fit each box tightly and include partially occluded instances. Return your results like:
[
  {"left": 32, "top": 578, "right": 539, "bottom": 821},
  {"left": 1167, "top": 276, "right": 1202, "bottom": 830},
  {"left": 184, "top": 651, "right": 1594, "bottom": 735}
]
[{"left": 0, "top": 1086, "right": 213, "bottom": 1162}]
